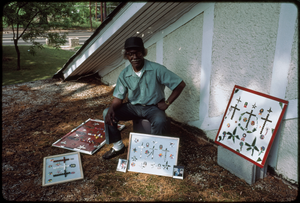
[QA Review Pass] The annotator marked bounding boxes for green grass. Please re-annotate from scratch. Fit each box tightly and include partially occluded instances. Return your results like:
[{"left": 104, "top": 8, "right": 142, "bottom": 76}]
[{"left": 2, "top": 45, "right": 75, "bottom": 86}]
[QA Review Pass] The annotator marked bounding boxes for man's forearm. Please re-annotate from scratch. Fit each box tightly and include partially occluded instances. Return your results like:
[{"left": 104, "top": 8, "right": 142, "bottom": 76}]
[
  {"left": 110, "top": 97, "right": 123, "bottom": 110},
  {"left": 166, "top": 81, "right": 186, "bottom": 105}
]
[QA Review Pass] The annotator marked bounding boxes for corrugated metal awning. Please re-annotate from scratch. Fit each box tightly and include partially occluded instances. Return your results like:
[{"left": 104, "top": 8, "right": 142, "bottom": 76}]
[{"left": 54, "top": 2, "right": 198, "bottom": 81}]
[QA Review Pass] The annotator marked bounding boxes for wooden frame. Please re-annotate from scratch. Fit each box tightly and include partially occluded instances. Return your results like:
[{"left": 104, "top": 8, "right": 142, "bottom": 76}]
[
  {"left": 127, "top": 132, "right": 180, "bottom": 177},
  {"left": 42, "top": 152, "right": 84, "bottom": 186},
  {"left": 215, "top": 85, "right": 288, "bottom": 168},
  {"left": 52, "top": 118, "right": 125, "bottom": 155}
]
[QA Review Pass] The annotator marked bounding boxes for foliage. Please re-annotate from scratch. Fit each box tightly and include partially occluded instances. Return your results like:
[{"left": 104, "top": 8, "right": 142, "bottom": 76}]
[{"left": 2, "top": 2, "right": 82, "bottom": 70}]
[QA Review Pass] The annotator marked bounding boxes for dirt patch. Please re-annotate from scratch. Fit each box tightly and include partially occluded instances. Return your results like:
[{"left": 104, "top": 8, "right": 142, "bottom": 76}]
[{"left": 2, "top": 77, "right": 298, "bottom": 201}]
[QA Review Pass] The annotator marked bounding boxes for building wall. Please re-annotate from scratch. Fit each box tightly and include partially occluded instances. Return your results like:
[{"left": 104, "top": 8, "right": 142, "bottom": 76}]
[
  {"left": 275, "top": 16, "right": 298, "bottom": 183},
  {"left": 209, "top": 3, "right": 280, "bottom": 117},
  {"left": 163, "top": 13, "right": 203, "bottom": 123},
  {"left": 100, "top": 2, "right": 298, "bottom": 183},
  {"left": 285, "top": 18, "right": 298, "bottom": 100},
  {"left": 101, "top": 63, "right": 125, "bottom": 86},
  {"left": 145, "top": 43, "right": 156, "bottom": 62}
]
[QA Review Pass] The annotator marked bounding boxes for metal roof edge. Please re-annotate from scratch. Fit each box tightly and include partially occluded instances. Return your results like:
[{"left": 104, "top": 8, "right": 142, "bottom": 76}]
[{"left": 52, "top": 1, "right": 128, "bottom": 81}]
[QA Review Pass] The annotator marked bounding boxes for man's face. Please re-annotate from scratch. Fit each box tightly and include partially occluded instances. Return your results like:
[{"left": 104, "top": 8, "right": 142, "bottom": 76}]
[{"left": 125, "top": 48, "right": 144, "bottom": 71}]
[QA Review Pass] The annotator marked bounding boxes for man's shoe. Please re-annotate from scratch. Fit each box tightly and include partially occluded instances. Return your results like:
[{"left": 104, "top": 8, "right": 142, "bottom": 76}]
[{"left": 102, "top": 147, "right": 126, "bottom": 159}]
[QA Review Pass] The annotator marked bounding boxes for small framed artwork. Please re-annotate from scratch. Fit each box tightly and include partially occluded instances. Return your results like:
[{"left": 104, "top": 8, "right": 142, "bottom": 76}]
[
  {"left": 52, "top": 118, "right": 125, "bottom": 155},
  {"left": 42, "top": 152, "right": 84, "bottom": 186},
  {"left": 215, "top": 85, "right": 288, "bottom": 168},
  {"left": 173, "top": 166, "right": 184, "bottom": 179},
  {"left": 127, "top": 132, "right": 180, "bottom": 177},
  {"left": 116, "top": 159, "right": 128, "bottom": 173}
]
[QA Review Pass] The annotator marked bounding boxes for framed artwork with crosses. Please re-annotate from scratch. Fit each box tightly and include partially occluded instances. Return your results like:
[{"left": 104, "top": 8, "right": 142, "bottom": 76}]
[
  {"left": 215, "top": 85, "right": 288, "bottom": 168},
  {"left": 52, "top": 118, "right": 125, "bottom": 155},
  {"left": 42, "top": 152, "right": 84, "bottom": 186},
  {"left": 127, "top": 133, "right": 180, "bottom": 177}
]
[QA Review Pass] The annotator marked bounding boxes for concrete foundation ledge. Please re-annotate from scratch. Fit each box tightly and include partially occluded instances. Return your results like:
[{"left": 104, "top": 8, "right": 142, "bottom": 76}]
[{"left": 217, "top": 145, "right": 256, "bottom": 185}]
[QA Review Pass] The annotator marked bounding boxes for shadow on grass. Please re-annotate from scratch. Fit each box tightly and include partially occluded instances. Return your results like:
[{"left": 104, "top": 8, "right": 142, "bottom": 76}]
[{"left": 2, "top": 45, "right": 75, "bottom": 86}]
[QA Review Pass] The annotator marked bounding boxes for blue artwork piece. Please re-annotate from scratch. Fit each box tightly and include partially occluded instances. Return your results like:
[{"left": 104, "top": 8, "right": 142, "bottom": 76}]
[{"left": 42, "top": 152, "right": 84, "bottom": 186}]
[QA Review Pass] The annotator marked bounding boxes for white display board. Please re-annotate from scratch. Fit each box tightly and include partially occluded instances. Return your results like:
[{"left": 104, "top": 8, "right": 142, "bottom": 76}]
[
  {"left": 215, "top": 85, "right": 288, "bottom": 168},
  {"left": 127, "top": 133, "right": 180, "bottom": 177},
  {"left": 42, "top": 152, "right": 84, "bottom": 186}
]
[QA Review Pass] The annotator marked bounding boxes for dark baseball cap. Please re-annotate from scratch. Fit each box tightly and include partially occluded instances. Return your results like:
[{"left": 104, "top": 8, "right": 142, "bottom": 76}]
[{"left": 124, "top": 37, "right": 144, "bottom": 49}]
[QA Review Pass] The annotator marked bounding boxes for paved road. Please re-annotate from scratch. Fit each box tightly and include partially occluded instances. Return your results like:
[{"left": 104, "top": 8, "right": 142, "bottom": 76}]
[{"left": 2, "top": 31, "right": 94, "bottom": 46}]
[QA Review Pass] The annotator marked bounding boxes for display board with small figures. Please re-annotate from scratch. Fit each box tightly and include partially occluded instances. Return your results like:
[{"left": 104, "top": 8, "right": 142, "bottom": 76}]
[
  {"left": 127, "top": 132, "right": 180, "bottom": 177},
  {"left": 52, "top": 118, "right": 125, "bottom": 155},
  {"left": 215, "top": 85, "right": 288, "bottom": 168},
  {"left": 42, "top": 152, "right": 83, "bottom": 186}
]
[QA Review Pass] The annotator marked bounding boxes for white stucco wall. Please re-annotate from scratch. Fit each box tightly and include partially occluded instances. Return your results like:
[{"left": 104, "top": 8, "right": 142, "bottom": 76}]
[
  {"left": 101, "top": 63, "right": 125, "bottom": 86},
  {"left": 163, "top": 13, "right": 203, "bottom": 123},
  {"left": 285, "top": 18, "right": 298, "bottom": 100},
  {"left": 145, "top": 43, "right": 156, "bottom": 62},
  {"left": 276, "top": 119, "right": 298, "bottom": 183},
  {"left": 275, "top": 16, "right": 298, "bottom": 183},
  {"left": 210, "top": 3, "right": 281, "bottom": 118}
]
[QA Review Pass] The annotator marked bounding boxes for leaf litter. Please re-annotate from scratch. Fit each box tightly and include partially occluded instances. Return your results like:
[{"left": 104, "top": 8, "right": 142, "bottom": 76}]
[{"left": 2, "top": 77, "right": 298, "bottom": 201}]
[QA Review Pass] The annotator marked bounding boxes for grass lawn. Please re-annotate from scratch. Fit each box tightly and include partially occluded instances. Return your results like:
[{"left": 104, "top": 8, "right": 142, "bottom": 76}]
[{"left": 2, "top": 45, "right": 75, "bottom": 86}]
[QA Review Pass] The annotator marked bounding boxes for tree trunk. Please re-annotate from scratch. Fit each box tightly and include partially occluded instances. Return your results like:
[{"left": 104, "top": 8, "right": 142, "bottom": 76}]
[
  {"left": 89, "top": 1, "right": 93, "bottom": 31},
  {"left": 13, "top": 39, "right": 21, "bottom": 71},
  {"left": 104, "top": 2, "right": 106, "bottom": 20},
  {"left": 100, "top": 2, "right": 103, "bottom": 23},
  {"left": 95, "top": 2, "right": 97, "bottom": 21}
]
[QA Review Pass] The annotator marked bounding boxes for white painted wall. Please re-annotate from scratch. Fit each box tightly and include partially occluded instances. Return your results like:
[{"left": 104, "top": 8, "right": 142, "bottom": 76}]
[
  {"left": 101, "top": 2, "right": 298, "bottom": 184},
  {"left": 163, "top": 13, "right": 203, "bottom": 123}
]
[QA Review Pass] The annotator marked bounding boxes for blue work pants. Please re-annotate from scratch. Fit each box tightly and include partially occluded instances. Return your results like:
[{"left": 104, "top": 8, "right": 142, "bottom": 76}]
[{"left": 103, "top": 103, "right": 169, "bottom": 144}]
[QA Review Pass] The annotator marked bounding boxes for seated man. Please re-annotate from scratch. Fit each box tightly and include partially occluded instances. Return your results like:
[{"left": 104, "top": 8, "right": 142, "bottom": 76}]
[{"left": 102, "top": 36, "right": 186, "bottom": 159}]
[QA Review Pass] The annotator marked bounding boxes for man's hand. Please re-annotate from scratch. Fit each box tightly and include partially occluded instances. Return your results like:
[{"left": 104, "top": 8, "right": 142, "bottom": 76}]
[
  {"left": 105, "top": 97, "right": 123, "bottom": 126},
  {"left": 157, "top": 100, "right": 169, "bottom": 111},
  {"left": 157, "top": 81, "right": 186, "bottom": 111},
  {"left": 105, "top": 107, "right": 116, "bottom": 126}
]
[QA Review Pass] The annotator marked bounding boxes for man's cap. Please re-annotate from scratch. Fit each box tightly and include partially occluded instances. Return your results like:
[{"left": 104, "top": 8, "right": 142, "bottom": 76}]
[{"left": 124, "top": 37, "right": 144, "bottom": 49}]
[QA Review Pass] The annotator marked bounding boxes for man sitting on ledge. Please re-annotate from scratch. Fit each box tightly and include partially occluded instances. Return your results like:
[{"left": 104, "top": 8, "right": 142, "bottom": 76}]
[{"left": 102, "top": 36, "right": 186, "bottom": 160}]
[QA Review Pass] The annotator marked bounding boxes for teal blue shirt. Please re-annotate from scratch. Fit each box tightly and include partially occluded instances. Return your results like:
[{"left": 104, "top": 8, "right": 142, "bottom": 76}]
[{"left": 113, "top": 59, "right": 183, "bottom": 105}]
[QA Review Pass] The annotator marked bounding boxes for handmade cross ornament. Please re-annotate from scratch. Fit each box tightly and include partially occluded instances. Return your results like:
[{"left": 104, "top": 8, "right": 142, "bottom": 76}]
[
  {"left": 267, "top": 107, "right": 273, "bottom": 113},
  {"left": 230, "top": 103, "right": 241, "bottom": 120},
  {"left": 53, "top": 169, "right": 71, "bottom": 177},
  {"left": 53, "top": 157, "right": 69, "bottom": 163},
  {"left": 260, "top": 110, "right": 272, "bottom": 134},
  {"left": 162, "top": 148, "right": 170, "bottom": 162},
  {"left": 138, "top": 142, "right": 145, "bottom": 158},
  {"left": 244, "top": 110, "right": 256, "bottom": 129},
  {"left": 77, "top": 145, "right": 86, "bottom": 150},
  {"left": 147, "top": 145, "right": 157, "bottom": 159}
]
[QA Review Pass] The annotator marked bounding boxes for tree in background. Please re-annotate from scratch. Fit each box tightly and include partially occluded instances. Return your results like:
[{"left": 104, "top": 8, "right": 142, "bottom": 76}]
[
  {"left": 2, "top": 2, "right": 82, "bottom": 70},
  {"left": 74, "top": 2, "right": 121, "bottom": 24}
]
